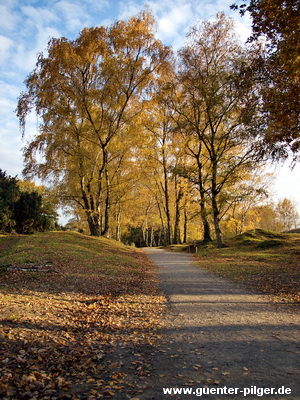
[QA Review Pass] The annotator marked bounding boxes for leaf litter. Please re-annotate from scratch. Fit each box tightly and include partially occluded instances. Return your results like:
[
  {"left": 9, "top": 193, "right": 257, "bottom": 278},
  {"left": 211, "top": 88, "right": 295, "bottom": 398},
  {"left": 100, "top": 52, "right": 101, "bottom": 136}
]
[{"left": 0, "top": 232, "right": 166, "bottom": 399}]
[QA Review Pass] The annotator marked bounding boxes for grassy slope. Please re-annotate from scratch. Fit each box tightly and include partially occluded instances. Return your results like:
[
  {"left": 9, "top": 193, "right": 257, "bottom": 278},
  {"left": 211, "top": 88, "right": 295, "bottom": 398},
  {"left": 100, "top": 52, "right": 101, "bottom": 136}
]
[
  {"left": 0, "top": 231, "right": 155, "bottom": 294},
  {"left": 193, "top": 229, "right": 300, "bottom": 304},
  {"left": 0, "top": 231, "right": 165, "bottom": 399}
]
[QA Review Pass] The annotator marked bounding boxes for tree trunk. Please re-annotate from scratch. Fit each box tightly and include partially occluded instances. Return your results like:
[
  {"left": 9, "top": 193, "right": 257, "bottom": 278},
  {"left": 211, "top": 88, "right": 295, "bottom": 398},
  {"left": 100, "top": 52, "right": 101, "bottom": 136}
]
[
  {"left": 145, "top": 228, "right": 149, "bottom": 247},
  {"left": 142, "top": 225, "right": 147, "bottom": 246},
  {"left": 81, "top": 182, "right": 102, "bottom": 236},
  {"left": 115, "top": 203, "right": 121, "bottom": 241},
  {"left": 156, "top": 198, "right": 167, "bottom": 245},
  {"left": 211, "top": 161, "right": 225, "bottom": 248},
  {"left": 150, "top": 226, "right": 156, "bottom": 247},
  {"left": 173, "top": 176, "right": 183, "bottom": 245},
  {"left": 101, "top": 168, "right": 110, "bottom": 237},
  {"left": 86, "top": 212, "right": 101, "bottom": 236},
  {"left": 142, "top": 201, "right": 151, "bottom": 246},
  {"left": 157, "top": 227, "right": 162, "bottom": 246},
  {"left": 183, "top": 207, "right": 188, "bottom": 243},
  {"left": 162, "top": 148, "right": 172, "bottom": 245},
  {"left": 212, "top": 196, "right": 225, "bottom": 248},
  {"left": 197, "top": 158, "right": 212, "bottom": 242}
]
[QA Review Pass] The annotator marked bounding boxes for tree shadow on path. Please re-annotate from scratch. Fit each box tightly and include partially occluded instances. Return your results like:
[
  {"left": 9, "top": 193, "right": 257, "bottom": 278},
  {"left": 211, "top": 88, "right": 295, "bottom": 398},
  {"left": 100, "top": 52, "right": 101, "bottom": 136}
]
[{"left": 138, "top": 248, "right": 300, "bottom": 400}]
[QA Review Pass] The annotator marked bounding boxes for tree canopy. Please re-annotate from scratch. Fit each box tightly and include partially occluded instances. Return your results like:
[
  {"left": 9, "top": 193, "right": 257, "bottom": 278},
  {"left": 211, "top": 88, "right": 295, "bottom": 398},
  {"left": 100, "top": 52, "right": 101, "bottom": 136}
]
[
  {"left": 232, "top": 0, "right": 300, "bottom": 160},
  {"left": 18, "top": 10, "right": 172, "bottom": 237},
  {"left": 0, "top": 170, "right": 58, "bottom": 234},
  {"left": 17, "top": 9, "right": 299, "bottom": 245}
]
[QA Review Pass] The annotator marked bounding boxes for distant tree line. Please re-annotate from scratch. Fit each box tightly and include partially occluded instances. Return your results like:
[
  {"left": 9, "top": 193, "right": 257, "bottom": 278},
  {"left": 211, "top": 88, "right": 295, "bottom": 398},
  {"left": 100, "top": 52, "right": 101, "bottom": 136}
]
[
  {"left": 0, "top": 169, "right": 59, "bottom": 234},
  {"left": 17, "top": 5, "right": 299, "bottom": 246}
]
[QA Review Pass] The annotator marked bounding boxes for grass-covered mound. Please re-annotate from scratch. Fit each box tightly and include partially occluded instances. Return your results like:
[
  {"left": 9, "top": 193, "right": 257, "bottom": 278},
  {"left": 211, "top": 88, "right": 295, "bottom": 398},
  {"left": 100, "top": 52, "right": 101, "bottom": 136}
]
[
  {"left": 0, "top": 231, "right": 155, "bottom": 295},
  {"left": 235, "top": 228, "right": 286, "bottom": 248},
  {"left": 193, "top": 229, "right": 300, "bottom": 305},
  {"left": 0, "top": 231, "right": 165, "bottom": 399}
]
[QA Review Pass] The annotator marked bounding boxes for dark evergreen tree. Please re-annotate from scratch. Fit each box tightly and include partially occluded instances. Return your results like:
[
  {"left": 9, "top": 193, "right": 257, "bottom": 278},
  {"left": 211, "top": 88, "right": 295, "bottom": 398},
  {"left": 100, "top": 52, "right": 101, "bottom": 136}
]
[
  {"left": 0, "top": 169, "right": 58, "bottom": 233},
  {"left": 0, "top": 170, "right": 20, "bottom": 232}
]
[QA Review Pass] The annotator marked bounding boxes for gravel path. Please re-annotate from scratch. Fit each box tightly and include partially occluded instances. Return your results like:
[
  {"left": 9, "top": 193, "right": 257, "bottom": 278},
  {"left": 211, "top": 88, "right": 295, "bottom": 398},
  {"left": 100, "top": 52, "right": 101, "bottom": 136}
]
[{"left": 138, "top": 248, "right": 300, "bottom": 400}]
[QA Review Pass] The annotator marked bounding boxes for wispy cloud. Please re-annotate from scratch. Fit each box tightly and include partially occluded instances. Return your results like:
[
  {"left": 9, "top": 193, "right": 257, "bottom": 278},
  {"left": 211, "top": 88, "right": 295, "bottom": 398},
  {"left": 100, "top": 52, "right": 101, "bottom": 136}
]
[
  {"left": 156, "top": 2, "right": 192, "bottom": 47},
  {"left": 12, "top": 25, "right": 62, "bottom": 74},
  {"left": 0, "top": 0, "right": 113, "bottom": 178},
  {"left": 118, "top": 0, "right": 193, "bottom": 48},
  {"left": 54, "top": 1, "right": 93, "bottom": 33},
  {"left": 0, "top": 0, "right": 252, "bottom": 180},
  {"left": 117, "top": 0, "right": 250, "bottom": 49},
  {"left": 0, "top": 0, "right": 284, "bottom": 194},
  {"left": 0, "top": 92, "right": 23, "bottom": 177},
  {"left": 193, "top": 0, "right": 252, "bottom": 41},
  {"left": 118, "top": 0, "right": 143, "bottom": 20},
  {"left": 0, "top": 4, "right": 20, "bottom": 32},
  {"left": 21, "top": 5, "right": 59, "bottom": 26},
  {"left": 0, "top": 35, "right": 14, "bottom": 66}
]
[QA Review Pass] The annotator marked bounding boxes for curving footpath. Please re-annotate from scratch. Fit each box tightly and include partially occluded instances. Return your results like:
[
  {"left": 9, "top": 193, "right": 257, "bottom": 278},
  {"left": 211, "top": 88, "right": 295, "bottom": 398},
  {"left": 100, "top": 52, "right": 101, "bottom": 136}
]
[{"left": 138, "top": 248, "right": 300, "bottom": 400}]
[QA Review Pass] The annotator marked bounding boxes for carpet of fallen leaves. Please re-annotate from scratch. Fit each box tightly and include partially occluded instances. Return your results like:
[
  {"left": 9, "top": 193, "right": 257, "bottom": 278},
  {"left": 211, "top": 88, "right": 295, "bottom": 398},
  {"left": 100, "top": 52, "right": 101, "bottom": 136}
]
[{"left": 0, "top": 232, "right": 166, "bottom": 399}]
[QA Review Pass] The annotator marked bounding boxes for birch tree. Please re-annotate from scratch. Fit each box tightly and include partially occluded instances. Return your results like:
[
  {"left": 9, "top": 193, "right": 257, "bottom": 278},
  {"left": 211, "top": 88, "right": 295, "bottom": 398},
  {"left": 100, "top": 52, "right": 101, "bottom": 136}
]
[
  {"left": 178, "top": 13, "right": 263, "bottom": 247},
  {"left": 17, "top": 10, "right": 171, "bottom": 236}
]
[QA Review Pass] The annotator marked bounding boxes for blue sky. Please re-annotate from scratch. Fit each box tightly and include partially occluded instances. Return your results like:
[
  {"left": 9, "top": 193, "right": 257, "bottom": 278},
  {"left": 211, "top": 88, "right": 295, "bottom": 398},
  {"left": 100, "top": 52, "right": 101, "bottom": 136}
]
[{"left": 0, "top": 0, "right": 299, "bottom": 216}]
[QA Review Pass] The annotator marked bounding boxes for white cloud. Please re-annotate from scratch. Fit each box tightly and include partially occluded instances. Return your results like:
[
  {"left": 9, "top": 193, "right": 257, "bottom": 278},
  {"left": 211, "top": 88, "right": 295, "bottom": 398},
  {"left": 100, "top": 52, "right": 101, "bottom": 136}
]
[
  {"left": 34, "top": 25, "right": 62, "bottom": 51},
  {"left": 116, "top": 0, "right": 250, "bottom": 49},
  {"left": 0, "top": 98, "right": 15, "bottom": 119},
  {"left": 1, "top": 155, "right": 22, "bottom": 181},
  {"left": 53, "top": 0, "right": 110, "bottom": 33},
  {"left": 193, "top": 0, "right": 252, "bottom": 43},
  {"left": 272, "top": 163, "right": 300, "bottom": 200},
  {"left": 0, "top": 36, "right": 14, "bottom": 65},
  {"left": 0, "top": 143, "right": 24, "bottom": 178},
  {"left": 11, "top": 24, "right": 62, "bottom": 75},
  {"left": 234, "top": 14, "right": 252, "bottom": 43},
  {"left": 83, "top": 0, "right": 109, "bottom": 7},
  {"left": 54, "top": 1, "right": 91, "bottom": 32},
  {"left": 0, "top": 0, "right": 298, "bottom": 199},
  {"left": 0, "top": 4, "right": 20, "bottom": 32},
  {"left": 0, "top": 96, "right": 23, "bottom": 177},
  {"left": 21, "top": 5, "right": 59, "bottom": 26},
  {"left": 0, "top": 81, "right": 19, "bottom": 102},
  {"left": 98, "top": 17, "right": 114, "bottom": 27},
  {"left": 117, "top": 0, "right": 193, "bottom": 48},
  {"left": 118, "top": 0, "right": 143, "bottom": 20},
  {"left": 194, "top": 0, "right": 231, "bottom": 19},
  {"left": 156, "top": 2, "right": 192, "bottom": 45}
]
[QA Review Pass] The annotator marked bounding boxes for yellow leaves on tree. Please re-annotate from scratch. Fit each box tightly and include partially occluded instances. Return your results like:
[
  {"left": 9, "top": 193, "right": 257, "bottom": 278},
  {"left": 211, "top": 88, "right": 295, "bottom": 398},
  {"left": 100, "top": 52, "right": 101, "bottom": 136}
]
[{"left": 17, "top": 10, "right": 173, "bottom": 238}]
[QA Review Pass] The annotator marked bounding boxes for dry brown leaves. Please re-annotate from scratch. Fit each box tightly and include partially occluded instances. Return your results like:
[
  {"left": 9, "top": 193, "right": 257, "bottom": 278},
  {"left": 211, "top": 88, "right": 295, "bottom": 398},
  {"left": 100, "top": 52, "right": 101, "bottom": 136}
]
[
  {"left": 0, "top": 290, "right": 166, "bottom": 399},
  {"left": 0, "top": 234, "right": 166, "bottom": 399}
]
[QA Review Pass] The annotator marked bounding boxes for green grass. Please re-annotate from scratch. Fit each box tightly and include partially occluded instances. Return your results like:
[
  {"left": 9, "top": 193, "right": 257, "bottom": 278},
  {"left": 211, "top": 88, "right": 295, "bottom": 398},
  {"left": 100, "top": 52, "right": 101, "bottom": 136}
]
[
  {"left": 0, "top": 231, "right": 153, "bottom": 294},
  {"left": 188, "top": 229, "right": 300, "bottom": 304}
]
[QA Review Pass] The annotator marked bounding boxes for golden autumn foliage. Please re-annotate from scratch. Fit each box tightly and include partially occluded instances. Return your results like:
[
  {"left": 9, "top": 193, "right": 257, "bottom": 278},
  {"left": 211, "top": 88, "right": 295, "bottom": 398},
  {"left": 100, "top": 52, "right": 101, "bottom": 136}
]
[{"left": 17, "top": 9, "right": 299, "bottom": 244}]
